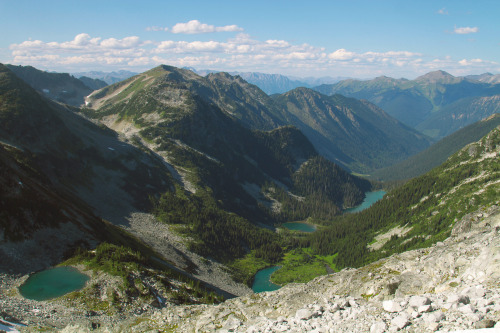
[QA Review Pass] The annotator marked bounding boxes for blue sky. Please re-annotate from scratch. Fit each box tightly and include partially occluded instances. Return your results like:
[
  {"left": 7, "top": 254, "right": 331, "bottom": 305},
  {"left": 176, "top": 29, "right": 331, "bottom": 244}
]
[{"left": 1, "top": 0, "right": 498, "bottom": 79}]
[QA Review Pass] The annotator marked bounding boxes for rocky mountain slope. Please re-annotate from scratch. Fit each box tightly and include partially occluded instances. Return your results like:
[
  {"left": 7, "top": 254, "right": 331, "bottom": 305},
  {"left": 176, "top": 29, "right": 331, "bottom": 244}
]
[
  {"left": 7, "top": 207, "right": 499, "bottom": 332},
  {"left": 5, "top": 63, "right": 431, "bottom": 173},
  {"left": 0, "top": 64, "right": 173, "bottom": 224},
  {"left": 3, "top": 137, "right": 497, "bottom": 331},
  {"left": 272, "top": 88, "right": 431, "bottom": 172},
  {"left": 315, "top": 70, "right": 500, "bottom": 139},
  {"left": 83, "top": 64, "right": 372, "bottom": 223},
  {"left": 86, "top": 65, "right": 430, "bottom": 173}
]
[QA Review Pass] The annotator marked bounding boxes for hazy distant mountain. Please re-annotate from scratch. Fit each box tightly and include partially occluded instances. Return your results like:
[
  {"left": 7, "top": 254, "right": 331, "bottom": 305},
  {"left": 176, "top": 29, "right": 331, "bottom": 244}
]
[
  {"left": 72, "top": 70, "right": 137, "bottom": 85},
  {"left": 78, "top": 75, "right": 108, "bottom": 90},
  {"left": 289, "top": 75, "right": 350, "bottom": 87},
  {"left": 466, "top": 73, "right": 500, "bottom": 84},
  {"left": 232, "top": 72, "right": 310, "bottom": 94},
  {"left": 416, "top": 95, "right": 500, "bottom": 138},
  {"left": 6, "top": 64, "right": 94, "bottom": 106},
  {"left": 186, "top": 67, "right": 345, "bottom": 94},
  {"left": 315, "top": 70, "right": 500, "bottom": 138}
]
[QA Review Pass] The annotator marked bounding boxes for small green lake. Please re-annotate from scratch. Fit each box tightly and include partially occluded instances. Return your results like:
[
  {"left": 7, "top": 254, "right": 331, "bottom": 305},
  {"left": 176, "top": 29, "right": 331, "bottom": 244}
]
[
  {"left": 252, "top": 266, "right": 281, "bottom": 293},
  {"left": 281, "top": 222, "right": 316, "bottom": 233},
  {"left": 19, "top": 266, "right": 89, "bottom": 301},
  {"left": 345, "top": 190, "right": 386, "bottom": 213}
]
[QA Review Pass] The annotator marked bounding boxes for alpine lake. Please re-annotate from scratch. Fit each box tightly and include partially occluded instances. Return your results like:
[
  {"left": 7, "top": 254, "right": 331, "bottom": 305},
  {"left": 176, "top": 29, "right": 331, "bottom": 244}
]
[
  {"left": 252, "top": 190, "right": 386, "bottom": 293},
  {"left": 19, "top": 266, "right": 89, "bottom": 301}
]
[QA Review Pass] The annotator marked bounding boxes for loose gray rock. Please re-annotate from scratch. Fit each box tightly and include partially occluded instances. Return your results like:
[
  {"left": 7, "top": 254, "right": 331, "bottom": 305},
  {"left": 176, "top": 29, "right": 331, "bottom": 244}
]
[
  {"left": 423, "top": 311, "right": 445, "bottom": 323},
  {"left": 409, "top": 295, "right": 430, "bottom": 308},
  {"left": 447, "top": 294, "right": 470, "bottom": 305},
  {"left": 383, "top": 300, "right": 402, "bottom": 313},
  {"left": 417, "top": 304, "right": 432, "bottom": 313},
  {"left": 391, "top": 313, "right": 410, "bottom": 330},
  {"left": 475, "top": 319, "right": 496, "bottom": 329},
  {"left": 222, "top": 314, "right": 242, "bottom": 331},
  {"left": 370, "top": 321, "right": 387, "bottom": 333},
  {"left": 296, "top": 308, "right": 313, "bottom": 320}
]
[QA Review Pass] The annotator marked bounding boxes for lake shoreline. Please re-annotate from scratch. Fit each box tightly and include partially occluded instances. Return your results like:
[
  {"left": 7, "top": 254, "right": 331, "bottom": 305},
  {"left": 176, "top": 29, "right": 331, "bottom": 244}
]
[
  {"left": 344, "top": 190, "right": 386, "bottom": 213},
  {"left": 251, "top": 266, "right": 281, "bottom": 293}
]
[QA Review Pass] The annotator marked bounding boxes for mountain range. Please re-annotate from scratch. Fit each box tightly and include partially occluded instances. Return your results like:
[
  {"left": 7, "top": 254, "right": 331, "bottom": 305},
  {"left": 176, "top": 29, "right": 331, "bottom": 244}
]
[
  {"left": 72, "top": 70, "right": 138, "bottom": 85},
  {"left": 314, "top": 70, "right": 500, "bottom": 139},
  {"left": 85, "top": 65, "right": 430, "bottom": 173},
  {"left": 0, "top": 61, "right": 499, "bottom": 331},
  {"left": 186, "top": 67, "right": 347, "bottom": 94}
]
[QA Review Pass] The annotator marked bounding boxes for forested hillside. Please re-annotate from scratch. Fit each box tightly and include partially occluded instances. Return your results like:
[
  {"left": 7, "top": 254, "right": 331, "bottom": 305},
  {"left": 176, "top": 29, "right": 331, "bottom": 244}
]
[
  {"left": 303, "top": 126, "right": 499, "bottom": 269},
  {"left": 372, "top": 114, "right": 500, "bottom": 181}
]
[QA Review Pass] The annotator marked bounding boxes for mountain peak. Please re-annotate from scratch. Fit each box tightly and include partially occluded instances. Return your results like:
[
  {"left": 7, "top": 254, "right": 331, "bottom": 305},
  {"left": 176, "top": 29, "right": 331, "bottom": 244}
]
[
  {"left": 415, "top": 70, "right": 458, "bottom": 83},
  {"left": 144, "top": 64, "right": 201, "bottom": 82}
]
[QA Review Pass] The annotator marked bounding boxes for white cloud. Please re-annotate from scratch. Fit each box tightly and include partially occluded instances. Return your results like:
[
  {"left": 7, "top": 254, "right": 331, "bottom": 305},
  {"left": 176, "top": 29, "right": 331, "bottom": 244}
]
[
  {"left": 171, "top": 20, "right": 243, "bottom": 34},
  {"left": 100, "top": 36, "right": 142, "bottom": 49},
  {"left": 437, "top": 8, "right": 448, "bottom": 15},
  {"left": 454, "top": 26, "right": 479, "bottom": 34},
  {"left": 458, "top": 58, "right": 491, "bottom": 66},
  {"left": 7, "top": 32, "right": 499, "bottom": 78},
  {"left": 329, "top": 49, "right": 355, "bottom": 60},
  {"left": 146, "top": 26, "right": 168, "bottom": 32}
]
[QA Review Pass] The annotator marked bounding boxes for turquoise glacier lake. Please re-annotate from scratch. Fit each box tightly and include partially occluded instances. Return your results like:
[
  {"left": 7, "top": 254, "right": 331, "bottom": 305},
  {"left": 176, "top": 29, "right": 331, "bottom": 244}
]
[
  {"left": 345, "top": 190, "right": 386, "bottom": 213},
  {"left": 19, "top": 266, "right": 89, "bottom": 301},
  {"left": 281, "top": 222, "right": 316, "bottom": 233},
  {"left": 252, "top": 266, "right": 281, "bottom": 293}
]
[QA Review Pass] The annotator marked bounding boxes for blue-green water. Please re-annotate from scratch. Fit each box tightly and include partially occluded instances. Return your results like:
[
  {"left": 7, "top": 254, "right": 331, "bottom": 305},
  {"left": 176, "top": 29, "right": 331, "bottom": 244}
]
[
  {"left": 282, "top": 222, "right": 316, "bottom": 233},
  {"left": 19, "top": 266, "right": 89, "bottom": 301},
  {"left": 346, "top": 190, "right": 386, "bottom": 213},
  {"left": 252, "top": 266, "right": 281, "bottom": 293}
]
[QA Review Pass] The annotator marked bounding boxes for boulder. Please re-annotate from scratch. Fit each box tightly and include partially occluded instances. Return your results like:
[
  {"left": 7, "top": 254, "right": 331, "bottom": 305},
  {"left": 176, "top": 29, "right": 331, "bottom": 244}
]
[
  {"left": 391, "top": 313, "right": 410, "bottom": 330},
  {"left": 382, "top": 300, "right": 402, "bottom": 313},
  {"left": 370, "top": 321, "right": 387, "bottom": 333},
  {"left": 408, "top": 295, "right": 430, "bottom": 308},
  {"left": 295, "top": 308, "right": 313, "bottom": 320}
]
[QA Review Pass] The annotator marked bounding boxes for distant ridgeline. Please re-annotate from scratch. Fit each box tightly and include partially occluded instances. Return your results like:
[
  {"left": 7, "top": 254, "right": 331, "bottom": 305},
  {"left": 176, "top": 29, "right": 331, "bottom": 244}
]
[{"left": 314, "top": 71, "right": 500, "bottom": 139}]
